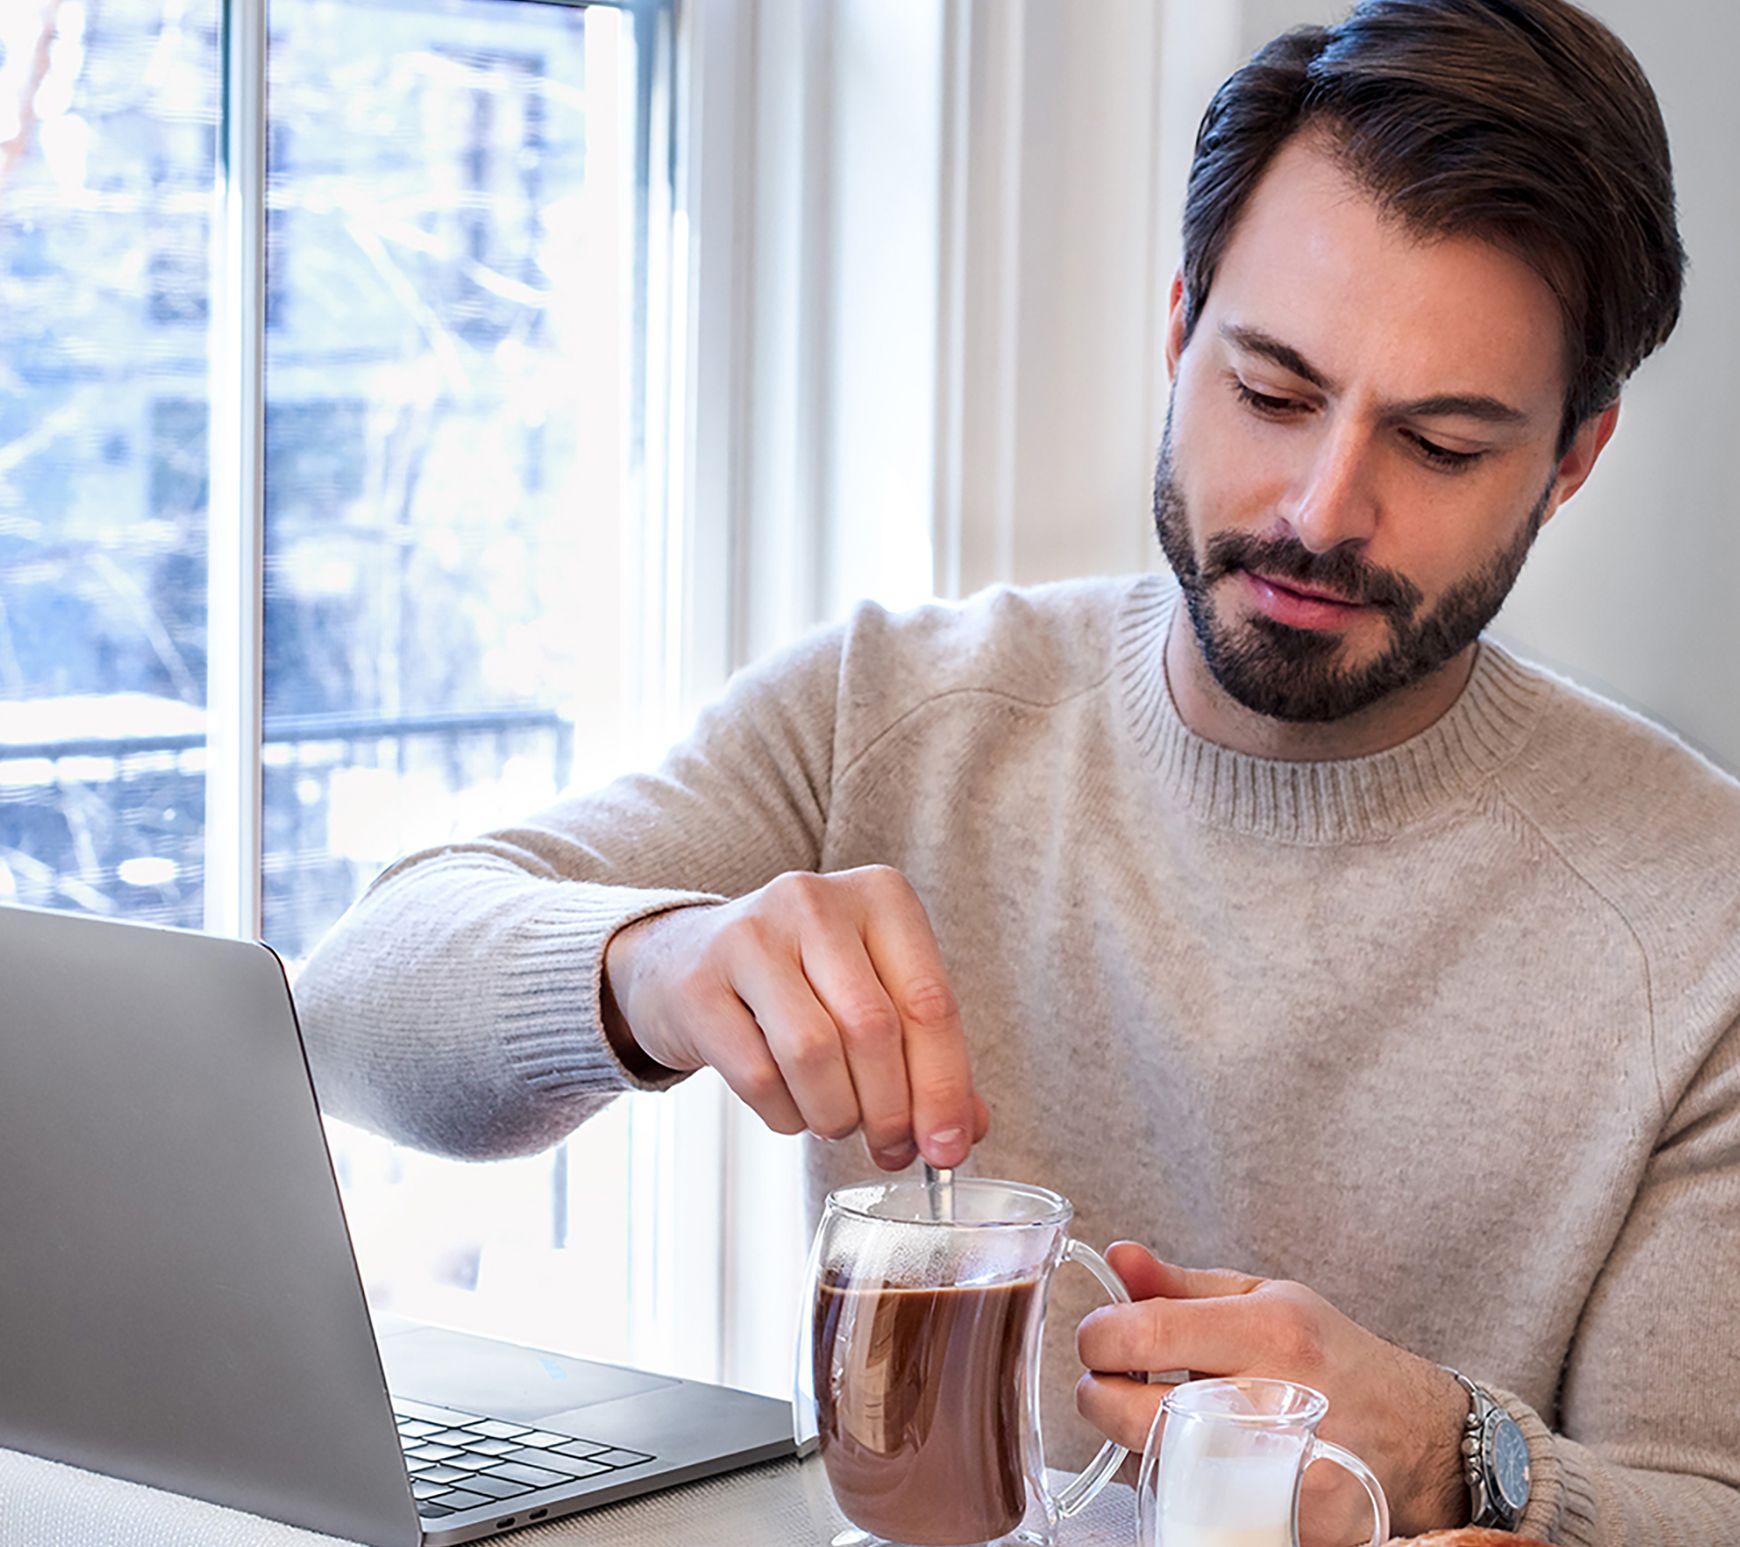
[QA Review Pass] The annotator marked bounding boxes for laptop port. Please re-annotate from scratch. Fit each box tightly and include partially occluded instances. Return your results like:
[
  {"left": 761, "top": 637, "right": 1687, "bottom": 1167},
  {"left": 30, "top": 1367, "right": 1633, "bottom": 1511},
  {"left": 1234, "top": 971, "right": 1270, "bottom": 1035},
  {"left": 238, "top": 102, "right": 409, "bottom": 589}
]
[
  {"left": 528, "top": 1510, "right": 547, "bottom": 1520},
  {"left": 496, "top": 1521, "right": 513, "bottom": 1529}
]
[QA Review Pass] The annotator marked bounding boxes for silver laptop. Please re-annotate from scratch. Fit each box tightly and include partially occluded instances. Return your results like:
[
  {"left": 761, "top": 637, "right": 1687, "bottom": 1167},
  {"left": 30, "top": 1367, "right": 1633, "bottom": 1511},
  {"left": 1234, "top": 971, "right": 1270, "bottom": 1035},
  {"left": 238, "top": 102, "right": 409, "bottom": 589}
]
[{"left": 0, "top": 903, "right": 794, "bottom": 1545}]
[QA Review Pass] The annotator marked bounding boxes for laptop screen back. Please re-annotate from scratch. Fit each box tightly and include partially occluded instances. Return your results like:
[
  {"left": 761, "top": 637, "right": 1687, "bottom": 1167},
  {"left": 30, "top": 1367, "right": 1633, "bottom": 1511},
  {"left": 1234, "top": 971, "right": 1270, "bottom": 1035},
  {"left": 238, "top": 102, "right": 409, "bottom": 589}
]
[{"left": 0, "top": 905, "right": 421, "bottom": 1546}]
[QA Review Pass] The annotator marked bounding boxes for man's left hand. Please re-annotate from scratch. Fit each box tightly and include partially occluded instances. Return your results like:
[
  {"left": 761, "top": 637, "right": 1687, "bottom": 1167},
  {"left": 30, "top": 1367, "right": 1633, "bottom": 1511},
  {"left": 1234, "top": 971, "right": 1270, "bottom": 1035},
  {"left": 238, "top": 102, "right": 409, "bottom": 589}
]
[{"left": 1076, "top": 1243, "right": 1472, "bottom": 1544}]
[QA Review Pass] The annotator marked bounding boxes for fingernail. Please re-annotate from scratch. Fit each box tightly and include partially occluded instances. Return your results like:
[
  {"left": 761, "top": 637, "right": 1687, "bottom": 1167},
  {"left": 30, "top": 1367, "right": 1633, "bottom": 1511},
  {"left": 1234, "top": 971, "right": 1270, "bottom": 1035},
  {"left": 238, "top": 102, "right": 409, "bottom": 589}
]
[
  {"left": 928, "top": 1127, "right": 965, "bottom": 1155},
  {"left": 875, "top": 1143, "right": 918, "bottom": 1168}
]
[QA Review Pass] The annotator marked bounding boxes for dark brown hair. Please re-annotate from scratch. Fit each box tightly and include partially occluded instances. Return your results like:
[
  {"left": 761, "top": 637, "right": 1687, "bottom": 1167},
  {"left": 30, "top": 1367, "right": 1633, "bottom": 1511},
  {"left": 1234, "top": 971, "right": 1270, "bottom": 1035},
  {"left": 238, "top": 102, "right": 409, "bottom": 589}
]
[{"left": 1180, "top": 0, "right": 1686, "bottom": 453}]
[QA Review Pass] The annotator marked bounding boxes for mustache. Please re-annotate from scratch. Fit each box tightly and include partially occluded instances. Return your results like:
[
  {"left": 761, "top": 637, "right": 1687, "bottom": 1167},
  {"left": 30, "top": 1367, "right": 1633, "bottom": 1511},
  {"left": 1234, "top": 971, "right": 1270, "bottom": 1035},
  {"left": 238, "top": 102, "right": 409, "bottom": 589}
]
[{"left": 1199, "top": 531, "right": 1423, "bottom": 616}]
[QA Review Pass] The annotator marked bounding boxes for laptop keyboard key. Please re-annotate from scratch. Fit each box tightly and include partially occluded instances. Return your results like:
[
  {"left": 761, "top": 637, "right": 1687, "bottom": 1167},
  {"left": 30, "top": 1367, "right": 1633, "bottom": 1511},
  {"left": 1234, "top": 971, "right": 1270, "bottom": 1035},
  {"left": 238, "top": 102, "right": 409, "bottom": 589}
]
[
  {"left": 429, "top": 1488, "right": 494, "bottom": 1511},
  {"left": 505, "top": 1450, "right": 612, "bottom": 1479},
  {"left": 442, "top": 1454, "right": 499, "bottom": 1473},
  {"left": 590, "top": 1448, "right": 656, "bottom": 1469},
  {"left": 405, "top": 1444, "right": 465, "bottom": 1463},
  {"left": 487, "top": 1460, "right": 570, "bottom": 1489},
  {"left": 416, "top": 1504, "right": 454, "bottom": 1519},
  {"left": 454, "top": 1473, "right": 534, "bottom": 1500},
  {"left": 396, "top": 1401, "right": 653, "bottom": 1498}
]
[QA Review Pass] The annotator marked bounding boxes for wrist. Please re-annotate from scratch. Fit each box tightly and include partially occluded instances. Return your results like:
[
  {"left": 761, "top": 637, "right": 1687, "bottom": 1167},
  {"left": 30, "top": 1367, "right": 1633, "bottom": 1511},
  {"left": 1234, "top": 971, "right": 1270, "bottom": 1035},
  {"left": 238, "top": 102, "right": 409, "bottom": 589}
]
[
  {"left": 600, "top": 912, "right": 688, "bottom": 1080},
  {"left": 1399, "top": 1362, "right": 1474, "bottom": 1533}
]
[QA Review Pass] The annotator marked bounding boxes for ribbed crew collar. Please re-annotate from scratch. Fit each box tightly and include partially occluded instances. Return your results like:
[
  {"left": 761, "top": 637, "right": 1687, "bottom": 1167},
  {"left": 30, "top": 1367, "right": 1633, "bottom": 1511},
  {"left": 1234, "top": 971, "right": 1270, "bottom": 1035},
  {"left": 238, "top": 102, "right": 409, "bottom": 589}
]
[{"left": 1114, "top": 575, "right": 1546, "bottom": 843}]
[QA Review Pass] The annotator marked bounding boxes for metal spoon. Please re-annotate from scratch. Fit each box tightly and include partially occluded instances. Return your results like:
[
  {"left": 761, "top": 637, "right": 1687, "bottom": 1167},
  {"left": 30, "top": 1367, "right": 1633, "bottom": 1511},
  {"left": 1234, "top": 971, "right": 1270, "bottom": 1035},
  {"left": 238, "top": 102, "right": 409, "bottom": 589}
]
[{"left": 923, "top": 1160, "right": 955, "bottom": 1222}]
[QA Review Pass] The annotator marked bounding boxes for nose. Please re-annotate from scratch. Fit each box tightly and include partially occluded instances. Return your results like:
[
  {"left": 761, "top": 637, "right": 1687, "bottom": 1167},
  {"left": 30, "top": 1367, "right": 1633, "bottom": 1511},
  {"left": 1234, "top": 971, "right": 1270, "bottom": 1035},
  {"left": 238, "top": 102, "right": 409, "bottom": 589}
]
[{"left": 1278, "top": 417, "right": 1379, "bottom": 553}]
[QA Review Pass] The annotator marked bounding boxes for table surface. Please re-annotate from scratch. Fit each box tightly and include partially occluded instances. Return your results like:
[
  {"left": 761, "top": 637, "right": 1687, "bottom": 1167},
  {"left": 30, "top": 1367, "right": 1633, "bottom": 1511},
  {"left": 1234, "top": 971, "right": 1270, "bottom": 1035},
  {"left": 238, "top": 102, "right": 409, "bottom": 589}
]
[{"left": 0, "top": 1445, "right": 1141, "bottom": 1547}]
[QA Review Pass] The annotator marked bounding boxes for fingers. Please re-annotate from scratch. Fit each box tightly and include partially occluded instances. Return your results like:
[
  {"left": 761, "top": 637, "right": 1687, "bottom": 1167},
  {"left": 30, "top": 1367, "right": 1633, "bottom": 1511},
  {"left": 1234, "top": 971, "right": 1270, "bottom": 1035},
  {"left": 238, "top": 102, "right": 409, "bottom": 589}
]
[
  {"left": 798, "top": 924, "right": 915, "bottom": 1165},
  {"left": 634, "top": 867, "right": 986, "bottom": 1164},
  {"left": 694, "top": 990, "right": 807, "bottom": 1136},
  {"left": 1075, "top": 1371, "right": 1173, "bottom": 1455},
  {"left": 854, "top": 870, "right": 978, "bottom": 1167},
  {"left": 1106, "top": 1242, "right": 1264, "bottom": 1301},
  {"left": 731, "top": 936, "right": 867, "bottom": 1143},
  {"left": 1106, "top": 1242, "right": 1173, "bottom": 1300},
  {"left": 1077, "top": 1285, "right": 1271, "bottom": 1378}
]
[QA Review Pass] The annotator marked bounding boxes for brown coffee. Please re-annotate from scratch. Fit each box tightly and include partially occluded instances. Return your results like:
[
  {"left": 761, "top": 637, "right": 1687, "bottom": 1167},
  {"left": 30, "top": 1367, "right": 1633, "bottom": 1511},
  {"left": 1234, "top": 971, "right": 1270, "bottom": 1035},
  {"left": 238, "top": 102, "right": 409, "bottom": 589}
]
[{"left": 811, "top": 1268, "right": 1041, "bottom": 1546}]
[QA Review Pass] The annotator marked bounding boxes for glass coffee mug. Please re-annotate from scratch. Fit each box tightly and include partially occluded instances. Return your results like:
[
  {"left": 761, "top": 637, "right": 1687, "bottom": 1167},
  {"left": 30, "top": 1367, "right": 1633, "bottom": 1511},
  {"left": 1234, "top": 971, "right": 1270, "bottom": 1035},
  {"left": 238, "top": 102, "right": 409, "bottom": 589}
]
[
  {"left": 1136, "top": 1378, "right": 1390, "bottom": 1547},
  {"left": 794, "top": 1178, "right": 1132, "bottom": 1547}
]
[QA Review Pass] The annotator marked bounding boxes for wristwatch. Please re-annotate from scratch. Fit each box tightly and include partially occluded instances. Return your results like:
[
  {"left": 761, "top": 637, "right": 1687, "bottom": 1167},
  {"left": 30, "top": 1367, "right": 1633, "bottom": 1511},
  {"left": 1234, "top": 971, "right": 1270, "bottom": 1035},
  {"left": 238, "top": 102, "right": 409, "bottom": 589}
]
[{"left": 1443, "top": 1366, "right": 1531, "bottom": 1531}]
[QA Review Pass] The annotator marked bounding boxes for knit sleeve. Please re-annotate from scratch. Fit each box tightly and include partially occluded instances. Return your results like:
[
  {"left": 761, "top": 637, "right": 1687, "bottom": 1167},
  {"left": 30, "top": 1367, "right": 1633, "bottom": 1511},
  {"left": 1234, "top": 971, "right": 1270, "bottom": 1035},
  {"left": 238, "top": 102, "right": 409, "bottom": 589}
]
[
  {"left": 1492, "top": 1015, "right": 1740, "bottom": 1545},
  {"left": 291, "top": 617, "right": 849, "bottom": 1159}
]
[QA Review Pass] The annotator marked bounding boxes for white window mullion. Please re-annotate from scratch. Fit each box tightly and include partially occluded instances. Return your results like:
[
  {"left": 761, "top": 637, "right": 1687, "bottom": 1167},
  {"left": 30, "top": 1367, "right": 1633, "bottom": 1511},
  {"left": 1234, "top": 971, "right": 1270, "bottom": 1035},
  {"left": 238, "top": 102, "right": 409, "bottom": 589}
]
[
  {"left": 672, "top": 0, "right": 747, "bottom": 716},
  {"left": 205, "top": 0, "right": 267, "bottom": 941},
  {"left": 622, "top": 0, "right": 734, "bottom": 1386},
  {"left": 933, "top": 0, "right": 1025, "bottom": 603}
]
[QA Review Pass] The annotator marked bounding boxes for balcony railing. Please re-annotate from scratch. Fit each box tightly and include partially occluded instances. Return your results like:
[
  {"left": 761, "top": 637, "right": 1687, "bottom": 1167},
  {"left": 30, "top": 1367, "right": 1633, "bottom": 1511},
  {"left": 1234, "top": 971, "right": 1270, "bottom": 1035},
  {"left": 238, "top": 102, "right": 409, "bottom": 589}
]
[
  {"left": 0, "top": 706, "right": 575, "bottom": 765},
  {"left": 0, "top": 705, "right": 574, "bottom": 954}
]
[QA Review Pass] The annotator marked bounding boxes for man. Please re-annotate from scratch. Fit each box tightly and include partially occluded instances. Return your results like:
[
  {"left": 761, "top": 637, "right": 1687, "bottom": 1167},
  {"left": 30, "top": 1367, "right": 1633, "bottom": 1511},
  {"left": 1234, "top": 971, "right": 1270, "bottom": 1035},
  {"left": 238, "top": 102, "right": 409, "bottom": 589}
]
[{"left": 296, "top": 1, "right": 1740, "bottom": 1542}]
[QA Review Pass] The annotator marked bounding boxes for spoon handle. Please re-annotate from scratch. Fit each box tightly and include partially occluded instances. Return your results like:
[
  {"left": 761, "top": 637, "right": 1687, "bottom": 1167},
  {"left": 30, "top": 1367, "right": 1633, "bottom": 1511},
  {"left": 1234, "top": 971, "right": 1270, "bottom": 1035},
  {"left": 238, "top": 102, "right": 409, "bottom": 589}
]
[{"left": 923, "top": 1161, "right": 955, "bottom": 1222}]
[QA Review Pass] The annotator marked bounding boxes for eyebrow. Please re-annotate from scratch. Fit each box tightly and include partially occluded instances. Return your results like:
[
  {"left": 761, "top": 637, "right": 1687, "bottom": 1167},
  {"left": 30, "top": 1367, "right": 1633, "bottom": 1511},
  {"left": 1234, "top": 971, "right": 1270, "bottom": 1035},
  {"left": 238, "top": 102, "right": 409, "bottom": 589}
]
[{"left": 1219, "top": 324, "right": 1531, "bottom": 428}]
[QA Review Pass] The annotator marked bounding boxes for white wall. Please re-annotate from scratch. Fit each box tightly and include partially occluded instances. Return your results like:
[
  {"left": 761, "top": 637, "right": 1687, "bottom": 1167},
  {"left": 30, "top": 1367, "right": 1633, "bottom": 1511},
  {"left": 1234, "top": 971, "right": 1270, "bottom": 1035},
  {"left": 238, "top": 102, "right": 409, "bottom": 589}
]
[
  {"left": 1493, "top": 0, "right": 1740, "bottom": 770},
  {"left": 936, "top": 0, "right": 1174, "bottom": 595}
]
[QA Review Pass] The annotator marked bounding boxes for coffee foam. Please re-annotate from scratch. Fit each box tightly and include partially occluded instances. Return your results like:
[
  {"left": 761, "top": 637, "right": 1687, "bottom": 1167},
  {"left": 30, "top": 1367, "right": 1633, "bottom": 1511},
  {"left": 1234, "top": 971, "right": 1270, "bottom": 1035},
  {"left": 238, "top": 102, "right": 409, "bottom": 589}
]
[{"left": 822, "top": 1210, "right": 1046, "bottom": 1289}]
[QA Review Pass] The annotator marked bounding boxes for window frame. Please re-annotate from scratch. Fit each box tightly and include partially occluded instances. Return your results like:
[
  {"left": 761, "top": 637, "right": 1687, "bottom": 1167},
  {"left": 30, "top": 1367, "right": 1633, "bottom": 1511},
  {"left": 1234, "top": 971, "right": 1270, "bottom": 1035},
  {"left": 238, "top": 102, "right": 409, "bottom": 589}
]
[
  {"left": 189, "top": 0, "right": 743, "bottom": 1386},
  {"left": 202, "top": 0, "right": 678, "bottom": 940}
]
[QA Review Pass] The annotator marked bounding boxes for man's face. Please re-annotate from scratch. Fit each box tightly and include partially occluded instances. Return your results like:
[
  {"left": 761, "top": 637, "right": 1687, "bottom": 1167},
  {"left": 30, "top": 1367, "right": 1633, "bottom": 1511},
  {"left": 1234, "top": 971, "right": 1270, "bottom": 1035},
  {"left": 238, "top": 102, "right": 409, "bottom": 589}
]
[{"left": 1157, "top": 131, "right": 1585, "bottom": 724}]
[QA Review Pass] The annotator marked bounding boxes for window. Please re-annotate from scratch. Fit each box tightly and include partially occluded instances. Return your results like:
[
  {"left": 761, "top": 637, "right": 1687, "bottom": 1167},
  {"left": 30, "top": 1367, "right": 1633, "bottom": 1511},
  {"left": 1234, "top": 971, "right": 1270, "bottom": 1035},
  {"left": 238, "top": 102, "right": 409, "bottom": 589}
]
[
  {"left": 1, "top": 0, "right": 725, "bottom": 1384},
  {"left": 1, "top": 0, "right": 218, "bottom": 924},
  {"left": 260, "top": 1, "right": 670, "bottom": 965}
]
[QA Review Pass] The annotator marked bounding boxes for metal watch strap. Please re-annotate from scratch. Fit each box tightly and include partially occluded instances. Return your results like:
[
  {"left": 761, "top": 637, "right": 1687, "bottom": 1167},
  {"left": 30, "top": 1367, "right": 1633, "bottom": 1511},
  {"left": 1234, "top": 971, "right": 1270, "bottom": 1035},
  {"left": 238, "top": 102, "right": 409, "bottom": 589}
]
[{"left": 1444, "top": 1366, "right": 1517, "bottom": 1530}]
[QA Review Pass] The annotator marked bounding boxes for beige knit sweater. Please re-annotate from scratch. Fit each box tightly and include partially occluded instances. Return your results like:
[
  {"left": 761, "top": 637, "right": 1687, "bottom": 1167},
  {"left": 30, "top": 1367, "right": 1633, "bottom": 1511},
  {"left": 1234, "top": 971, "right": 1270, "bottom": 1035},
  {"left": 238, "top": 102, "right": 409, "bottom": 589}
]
[{"left": 295, "top": 575, "right": 1740, "bottom": 1546}]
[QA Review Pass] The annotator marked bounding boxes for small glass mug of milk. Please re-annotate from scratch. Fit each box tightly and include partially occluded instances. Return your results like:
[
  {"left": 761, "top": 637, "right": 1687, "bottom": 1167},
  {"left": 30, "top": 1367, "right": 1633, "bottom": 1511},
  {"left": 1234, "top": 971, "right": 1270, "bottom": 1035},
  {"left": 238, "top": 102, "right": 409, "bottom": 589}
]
[{"left": 1136, "top": 1378, "right": 1390, "bottom": 1547}]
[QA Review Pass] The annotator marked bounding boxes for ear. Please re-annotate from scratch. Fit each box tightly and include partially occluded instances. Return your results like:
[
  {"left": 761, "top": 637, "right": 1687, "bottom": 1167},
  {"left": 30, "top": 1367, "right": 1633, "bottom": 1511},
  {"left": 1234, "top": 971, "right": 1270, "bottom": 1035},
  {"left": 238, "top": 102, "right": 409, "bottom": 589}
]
[
  {"left": 1540, "top": 401, "right": 1620, "bottom": 528},
  {"left": 1164, "top": 270, "right": 1187, "bottom": 383}
]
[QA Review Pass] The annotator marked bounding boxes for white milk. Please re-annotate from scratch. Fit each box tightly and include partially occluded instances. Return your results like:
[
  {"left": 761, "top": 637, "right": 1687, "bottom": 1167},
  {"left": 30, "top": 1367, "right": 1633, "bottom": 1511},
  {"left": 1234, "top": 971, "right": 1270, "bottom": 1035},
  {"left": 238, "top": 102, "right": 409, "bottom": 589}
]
[{"left": 1150, "top": 1439, "right": 1300, "bottom": 1547}]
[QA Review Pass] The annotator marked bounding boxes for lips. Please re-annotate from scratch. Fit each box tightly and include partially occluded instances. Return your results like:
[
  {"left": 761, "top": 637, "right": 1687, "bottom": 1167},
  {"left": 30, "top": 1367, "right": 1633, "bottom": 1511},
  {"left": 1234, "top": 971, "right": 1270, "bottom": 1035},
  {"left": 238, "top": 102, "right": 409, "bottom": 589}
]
[
  {"left": 1237, "top": 569, "right": 1375, "bottom": 631},
  {"left": 1246, "top": 571, "right": 1364, "bottom": 607}
]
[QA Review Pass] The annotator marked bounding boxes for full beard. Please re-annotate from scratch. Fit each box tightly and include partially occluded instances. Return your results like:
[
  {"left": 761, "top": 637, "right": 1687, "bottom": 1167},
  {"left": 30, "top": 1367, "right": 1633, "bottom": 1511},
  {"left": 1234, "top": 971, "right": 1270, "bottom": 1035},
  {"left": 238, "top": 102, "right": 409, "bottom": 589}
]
[{"left": 1152, "top": 424, "right": 1550, "bottom": 725}]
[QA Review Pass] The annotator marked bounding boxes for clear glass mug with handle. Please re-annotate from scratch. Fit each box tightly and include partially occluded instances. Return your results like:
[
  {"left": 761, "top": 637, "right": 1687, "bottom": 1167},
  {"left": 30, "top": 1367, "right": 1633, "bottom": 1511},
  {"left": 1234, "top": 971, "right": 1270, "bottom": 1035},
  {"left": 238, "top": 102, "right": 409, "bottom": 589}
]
[
  {"left": 794, "top": 1177, "right": 1132, "bottom": 1547},
  {"left": 1136, "top": 1378, "right": 1391, "bottom": 1547}
]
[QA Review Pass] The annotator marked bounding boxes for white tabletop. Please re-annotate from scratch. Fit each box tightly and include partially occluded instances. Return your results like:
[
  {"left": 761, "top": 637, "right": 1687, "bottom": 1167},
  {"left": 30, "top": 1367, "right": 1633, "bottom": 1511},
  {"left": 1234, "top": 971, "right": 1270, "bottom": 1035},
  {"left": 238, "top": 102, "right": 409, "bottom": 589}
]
[{"left": 0, "top": 1447, "right": 1139, "bottom": 1547}]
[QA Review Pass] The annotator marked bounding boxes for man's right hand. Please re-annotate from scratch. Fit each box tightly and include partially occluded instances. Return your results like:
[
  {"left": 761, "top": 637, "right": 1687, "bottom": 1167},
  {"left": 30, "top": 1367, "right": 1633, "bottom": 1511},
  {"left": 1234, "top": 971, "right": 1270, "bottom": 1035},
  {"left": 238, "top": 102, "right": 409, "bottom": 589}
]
[{"left": 600, "top": 866, "right": 988, "bottom": 1172}]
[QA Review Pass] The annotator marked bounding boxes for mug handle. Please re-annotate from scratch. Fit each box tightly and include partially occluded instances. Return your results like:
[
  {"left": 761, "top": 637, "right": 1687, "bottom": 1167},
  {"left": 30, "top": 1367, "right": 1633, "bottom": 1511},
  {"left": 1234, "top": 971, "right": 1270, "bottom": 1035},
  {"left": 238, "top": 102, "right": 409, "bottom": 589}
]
[
  {"left": 1051, "top": 1238, "right": 1133, "bottom": 1519},
  {"left": 1306, "top": 1438, "right": 1391, "bottom": 1547}
]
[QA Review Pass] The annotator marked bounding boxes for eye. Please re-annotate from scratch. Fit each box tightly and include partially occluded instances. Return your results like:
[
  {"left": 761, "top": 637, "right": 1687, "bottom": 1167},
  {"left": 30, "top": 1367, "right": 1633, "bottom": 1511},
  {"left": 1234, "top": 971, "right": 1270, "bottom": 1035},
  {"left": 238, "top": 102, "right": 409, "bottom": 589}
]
[
  {"left": 1404, "top": 430, "right": 1486, "bottom": 473},
  {"left": 1231, "top": 379, "right": 1307, "bottom": 417}
]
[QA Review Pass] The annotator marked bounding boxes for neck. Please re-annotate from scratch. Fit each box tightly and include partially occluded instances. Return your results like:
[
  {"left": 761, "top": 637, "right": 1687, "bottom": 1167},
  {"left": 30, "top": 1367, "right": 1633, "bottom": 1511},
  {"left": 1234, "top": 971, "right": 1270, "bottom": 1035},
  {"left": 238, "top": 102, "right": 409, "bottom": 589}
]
[{"left": 1162, "top": 609, "right": 1479, "bottom": 762}]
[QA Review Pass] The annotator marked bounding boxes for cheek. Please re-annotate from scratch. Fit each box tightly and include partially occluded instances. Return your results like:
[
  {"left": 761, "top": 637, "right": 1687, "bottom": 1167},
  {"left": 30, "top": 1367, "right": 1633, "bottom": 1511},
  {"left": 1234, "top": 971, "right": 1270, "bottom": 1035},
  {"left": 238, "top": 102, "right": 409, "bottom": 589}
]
[
  {"left": 1168, "top": 371, "right": 1293, "bottom": 525},
  {"left": 1378, "top": 481, "right": 1533, "bottom": 602},
  {"left": 1373, "top": 503, "right": 1461, "bottom": 592}
]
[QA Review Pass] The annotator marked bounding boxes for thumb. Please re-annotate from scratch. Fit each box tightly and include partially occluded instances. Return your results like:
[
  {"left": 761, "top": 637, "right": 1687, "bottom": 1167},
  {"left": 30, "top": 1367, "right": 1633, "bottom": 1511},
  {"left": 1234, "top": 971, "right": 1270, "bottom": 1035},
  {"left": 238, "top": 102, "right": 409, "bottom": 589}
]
[{"left": 1107, "top": 1241, "right": 1265, "bottom": 1301}]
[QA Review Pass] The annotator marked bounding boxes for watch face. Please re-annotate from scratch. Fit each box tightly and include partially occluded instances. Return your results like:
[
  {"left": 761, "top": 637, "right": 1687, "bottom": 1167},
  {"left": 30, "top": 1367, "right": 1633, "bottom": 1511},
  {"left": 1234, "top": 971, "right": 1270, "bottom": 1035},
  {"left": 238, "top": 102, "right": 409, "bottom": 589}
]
[{"left": 1487, "top": 1411, "right": 1532, "bottom": 1514}]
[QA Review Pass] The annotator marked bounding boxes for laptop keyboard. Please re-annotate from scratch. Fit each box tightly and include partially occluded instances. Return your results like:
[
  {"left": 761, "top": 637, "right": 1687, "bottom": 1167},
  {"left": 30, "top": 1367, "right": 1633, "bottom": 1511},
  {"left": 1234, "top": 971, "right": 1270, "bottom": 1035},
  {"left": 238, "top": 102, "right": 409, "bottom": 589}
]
[{"left": 394, "top": 1406, "right": 657, "bottom": 1520}]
